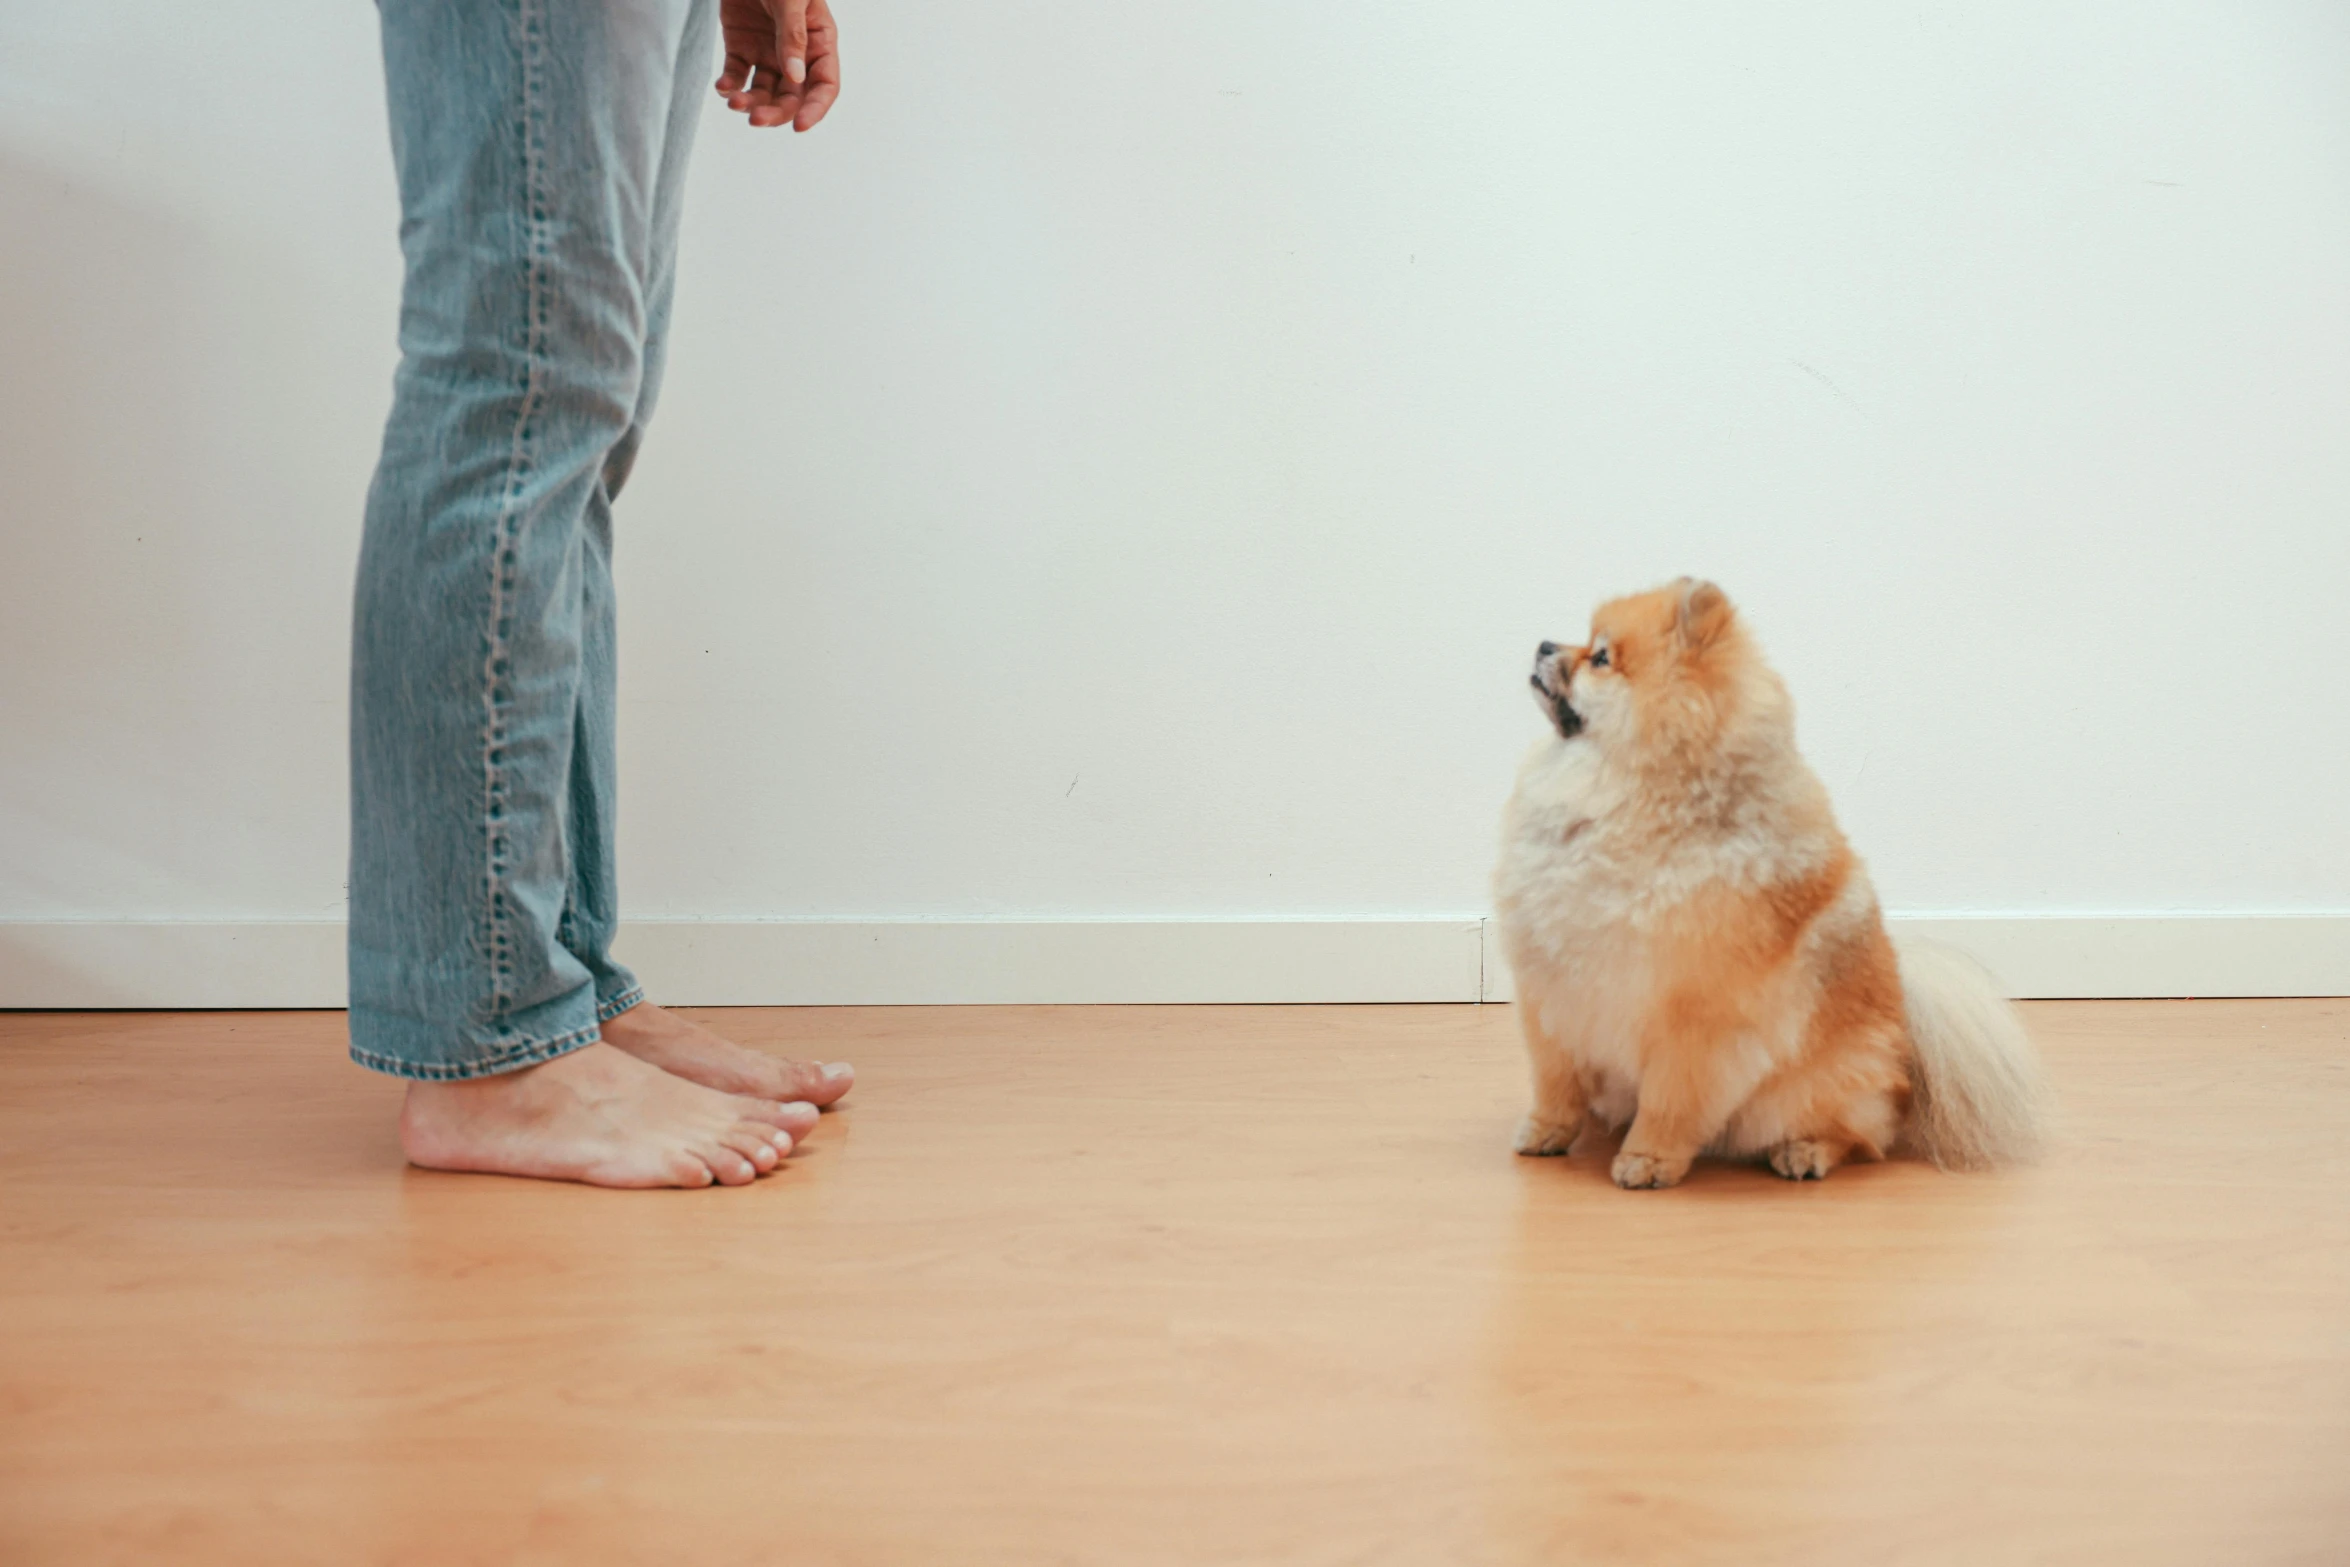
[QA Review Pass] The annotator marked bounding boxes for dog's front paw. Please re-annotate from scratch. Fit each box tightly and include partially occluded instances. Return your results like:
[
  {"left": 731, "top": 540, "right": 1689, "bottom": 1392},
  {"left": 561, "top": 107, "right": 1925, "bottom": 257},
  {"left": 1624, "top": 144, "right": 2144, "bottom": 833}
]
[
  {"left": 1768, "top": 1139, "right": 1837, "bottom": 1181},
  {"left": 1611, "top": 1149, "right": 1685, "bottom": 1190},
  {"left": 1512, "top": 1115, "right": 1579, "bottom": 1157}
]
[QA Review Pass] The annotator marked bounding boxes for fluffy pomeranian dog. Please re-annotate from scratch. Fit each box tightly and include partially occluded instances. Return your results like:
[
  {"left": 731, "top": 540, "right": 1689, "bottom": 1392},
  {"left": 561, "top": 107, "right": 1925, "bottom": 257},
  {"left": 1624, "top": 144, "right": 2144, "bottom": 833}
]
[{"left": 1494, "top": 578, "right": 2046, "bottom": 1189}]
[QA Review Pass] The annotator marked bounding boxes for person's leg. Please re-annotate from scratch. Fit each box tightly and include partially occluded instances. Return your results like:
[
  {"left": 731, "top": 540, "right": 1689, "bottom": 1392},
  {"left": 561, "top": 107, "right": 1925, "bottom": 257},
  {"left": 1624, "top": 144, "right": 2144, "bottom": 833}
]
[
  {"left": 542, "top": 0, "right": 854, "bottom": 1108},
  {"left": 544, "top": 0, "right": 703, "bottom": 1046},
  {"left": 351, "top": 0, "right": 803, "bottom": 1183}
]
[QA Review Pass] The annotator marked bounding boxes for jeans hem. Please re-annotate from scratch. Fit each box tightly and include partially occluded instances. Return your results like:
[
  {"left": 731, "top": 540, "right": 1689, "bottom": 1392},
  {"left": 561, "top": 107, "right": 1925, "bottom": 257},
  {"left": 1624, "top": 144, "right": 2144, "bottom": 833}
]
[
  {"left": 348, "top": 1017, "right": 603, "bottom": 1082},
  {"left": 595, "top": 985, "right": 646, "bottom": 1023}
]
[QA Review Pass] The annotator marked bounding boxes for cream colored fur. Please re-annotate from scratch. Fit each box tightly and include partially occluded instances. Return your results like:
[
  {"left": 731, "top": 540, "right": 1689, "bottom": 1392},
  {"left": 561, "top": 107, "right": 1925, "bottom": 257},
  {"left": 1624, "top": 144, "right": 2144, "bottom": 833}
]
[
  {"left": 1494, "top": 578, "right": 2048, "bottom": 1186},
  {"left": 1892, "top": 937, "right": 2050, "bottom": 1168}
]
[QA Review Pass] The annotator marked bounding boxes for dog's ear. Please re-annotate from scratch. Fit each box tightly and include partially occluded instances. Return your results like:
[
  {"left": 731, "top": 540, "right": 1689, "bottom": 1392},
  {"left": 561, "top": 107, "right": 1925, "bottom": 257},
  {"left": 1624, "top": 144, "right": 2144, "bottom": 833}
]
[{"left": 1673, "top": 578, "right": 1733, "bottom": 651}]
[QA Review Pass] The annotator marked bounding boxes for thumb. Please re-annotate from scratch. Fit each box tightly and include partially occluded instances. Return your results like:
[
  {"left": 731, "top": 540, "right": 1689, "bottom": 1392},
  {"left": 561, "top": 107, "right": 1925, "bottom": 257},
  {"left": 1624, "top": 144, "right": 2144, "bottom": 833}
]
[{"left": 779, "top": 0, "right": 809, "bottom": 83}]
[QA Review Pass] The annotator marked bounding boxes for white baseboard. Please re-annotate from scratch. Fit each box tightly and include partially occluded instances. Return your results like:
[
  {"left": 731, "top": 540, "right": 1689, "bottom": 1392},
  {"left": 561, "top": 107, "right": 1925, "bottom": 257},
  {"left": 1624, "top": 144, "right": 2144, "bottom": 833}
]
[
  {"left": 1885, "top": 915, "right": 2350, "bottom": 1004},
  {"left": 1481, "top": 914, "right": 2350, "bottom": 1002},
  {"left": 1, "top": 921, "right": 350, "bottom": 1010},
  {"left": 0, "top": 918, "right": 1482, "bottom": 1009},
  {"left": 619, "top": 919, "right": 1484, "bottom": 1006},
  {"left": 0, "top": 914, "right": 2342, "bottom": 1010}
]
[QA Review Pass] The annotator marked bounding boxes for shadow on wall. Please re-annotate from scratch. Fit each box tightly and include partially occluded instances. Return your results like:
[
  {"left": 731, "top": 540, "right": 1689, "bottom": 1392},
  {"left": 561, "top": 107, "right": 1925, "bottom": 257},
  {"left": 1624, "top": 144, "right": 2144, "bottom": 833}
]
[{"left": 0, "top": 140, "right": 361, "bottom": 927}]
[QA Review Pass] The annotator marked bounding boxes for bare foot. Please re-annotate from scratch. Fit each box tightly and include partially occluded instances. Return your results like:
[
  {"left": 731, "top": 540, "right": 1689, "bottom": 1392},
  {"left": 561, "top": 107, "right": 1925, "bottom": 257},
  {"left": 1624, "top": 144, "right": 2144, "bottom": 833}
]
[
  {"left": 400, "top": 1043, "right": 799, "bottom": 1188},
  {"left": 601, "top": 1002, "right": 854, "bottom": 1109}
]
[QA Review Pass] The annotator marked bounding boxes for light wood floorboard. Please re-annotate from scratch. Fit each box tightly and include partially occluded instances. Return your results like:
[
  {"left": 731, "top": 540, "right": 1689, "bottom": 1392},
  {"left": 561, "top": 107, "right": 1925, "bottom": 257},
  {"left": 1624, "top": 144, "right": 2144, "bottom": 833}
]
[{"left": 1, "top": 1000, "right": 2345, "bottom": 1564}]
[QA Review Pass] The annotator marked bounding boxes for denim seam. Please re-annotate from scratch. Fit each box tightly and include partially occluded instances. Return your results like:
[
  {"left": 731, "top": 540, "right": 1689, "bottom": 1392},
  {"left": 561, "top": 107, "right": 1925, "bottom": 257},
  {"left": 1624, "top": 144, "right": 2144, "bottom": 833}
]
[
  {"left": 478, "top": 0, "right": 554, "bottom": 1027},
  {"left": 348, "top": 1017, "right": 601, "bottom": 1083},
  {"left": 596, "top": 985, "right": 647, "bottom": 1023}
]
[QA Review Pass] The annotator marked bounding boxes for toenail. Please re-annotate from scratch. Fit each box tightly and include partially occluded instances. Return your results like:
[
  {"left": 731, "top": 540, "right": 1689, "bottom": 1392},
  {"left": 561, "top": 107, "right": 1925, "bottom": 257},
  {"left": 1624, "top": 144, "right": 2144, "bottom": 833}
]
[{"left": 822, "top": 1063, "right": 853, "bottom": 1080}]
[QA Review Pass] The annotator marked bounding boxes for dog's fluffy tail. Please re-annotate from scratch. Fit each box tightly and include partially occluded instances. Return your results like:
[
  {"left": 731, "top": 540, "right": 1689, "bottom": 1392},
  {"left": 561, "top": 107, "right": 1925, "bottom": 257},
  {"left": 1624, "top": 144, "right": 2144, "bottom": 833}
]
[{"left": 1893, "top": 938, "right": 2049, "bottom": 1170}]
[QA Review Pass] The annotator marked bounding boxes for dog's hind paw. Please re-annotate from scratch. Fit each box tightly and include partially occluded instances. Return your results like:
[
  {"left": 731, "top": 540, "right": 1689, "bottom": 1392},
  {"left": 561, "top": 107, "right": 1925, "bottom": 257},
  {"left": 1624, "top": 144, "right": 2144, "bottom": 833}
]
[
  {"left": 1512, "top": 1115, "right": 1580, "bottom": 1157},
  {"left": 1768, "top": 1139, "right": 1838, "bottom": 1181}
]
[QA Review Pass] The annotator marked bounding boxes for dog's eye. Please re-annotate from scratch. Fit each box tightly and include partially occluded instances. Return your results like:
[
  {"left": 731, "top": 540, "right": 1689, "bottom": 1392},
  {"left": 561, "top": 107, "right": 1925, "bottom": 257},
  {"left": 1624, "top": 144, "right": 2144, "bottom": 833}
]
[{"left": 1590, "top": 647, "right": 1611, "bottom": 669}]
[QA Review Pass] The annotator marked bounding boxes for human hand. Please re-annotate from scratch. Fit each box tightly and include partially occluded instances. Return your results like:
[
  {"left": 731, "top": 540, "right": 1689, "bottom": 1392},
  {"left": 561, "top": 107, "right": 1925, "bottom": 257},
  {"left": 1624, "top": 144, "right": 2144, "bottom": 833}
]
[{"left": 716, "top": 0, "right": 839, "bottom": 132}]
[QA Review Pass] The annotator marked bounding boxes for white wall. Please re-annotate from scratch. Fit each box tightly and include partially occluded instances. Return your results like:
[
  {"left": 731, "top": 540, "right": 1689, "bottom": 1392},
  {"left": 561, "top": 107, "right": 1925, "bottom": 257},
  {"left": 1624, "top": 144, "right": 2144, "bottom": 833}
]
[{"left": 4, "top": 4, "right": 2347, "bottom": 998}]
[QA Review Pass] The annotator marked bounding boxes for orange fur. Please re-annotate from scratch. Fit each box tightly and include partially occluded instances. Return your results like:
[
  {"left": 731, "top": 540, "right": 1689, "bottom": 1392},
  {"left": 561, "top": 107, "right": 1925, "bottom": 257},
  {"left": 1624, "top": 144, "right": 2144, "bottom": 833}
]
[{"left": 1496, "top": 579, "right": 1935, "bottom": 1188}]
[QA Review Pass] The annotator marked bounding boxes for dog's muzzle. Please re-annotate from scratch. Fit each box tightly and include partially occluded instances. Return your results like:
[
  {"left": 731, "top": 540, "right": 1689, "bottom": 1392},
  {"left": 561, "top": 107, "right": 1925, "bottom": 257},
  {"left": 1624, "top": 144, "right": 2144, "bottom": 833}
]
[{"left": 1530, "top": 646, "right": 1582, "bottom": 738}]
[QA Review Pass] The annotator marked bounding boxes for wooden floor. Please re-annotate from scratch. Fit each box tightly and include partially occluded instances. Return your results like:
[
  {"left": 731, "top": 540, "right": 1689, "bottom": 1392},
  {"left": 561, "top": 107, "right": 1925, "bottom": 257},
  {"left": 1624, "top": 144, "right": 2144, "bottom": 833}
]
[{"left": 1, "top": 1001, "right": 2345, "bottom": 1565}]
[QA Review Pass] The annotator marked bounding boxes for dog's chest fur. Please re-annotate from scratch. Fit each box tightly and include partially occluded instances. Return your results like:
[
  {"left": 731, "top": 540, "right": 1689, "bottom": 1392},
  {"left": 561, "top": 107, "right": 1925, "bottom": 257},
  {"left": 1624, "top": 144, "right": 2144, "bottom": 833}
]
[{"left": 1493, "top": 736, "right": 1819, "bottom": 1112}]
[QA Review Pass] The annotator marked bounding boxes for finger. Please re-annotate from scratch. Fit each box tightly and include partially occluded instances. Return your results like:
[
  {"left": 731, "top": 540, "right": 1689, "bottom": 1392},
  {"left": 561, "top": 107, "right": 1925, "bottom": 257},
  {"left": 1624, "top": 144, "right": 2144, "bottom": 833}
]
[
  {"left": 806, "top": 0, "right": 837, "bottom": 70},
  {"left": 748, "top": 61, "right": 802, "bottom": 128},
  {"left": 794, "top": 0, "right": 838, "bottom": 130},
  {"left": 766, "top": 0, "right": 805, "bottom": 87},
  {"left": 794, "top": 54, "right": 839, "bottom": 131},
  {"left": 716, "top": 49, "right": 754, "bottom": 93},
  {"left": 794, "top": 76, "right": 838, "bottom": 132},
  {"left": 732, "top": 60, "right": 779, "bottom": 117},
  {"left": 727, "top": 55, "right": 779, "bottom": 112}
]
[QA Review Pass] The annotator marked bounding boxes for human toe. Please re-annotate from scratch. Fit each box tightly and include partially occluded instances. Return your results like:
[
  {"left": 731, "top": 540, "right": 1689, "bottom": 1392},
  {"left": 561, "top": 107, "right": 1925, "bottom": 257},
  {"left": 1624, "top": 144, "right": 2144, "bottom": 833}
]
[
  {"left": 791, "top": 1060, "right": 855, "bottom": 1107},
  {"left": 665, "top": 1149, "right": 718, "bottom": 1188},
  {"left": 696, "top": 1138, "right": 760, "bottom": 1186},
  {"left": 721, "top": 1124, "right": 780, "bottom": 1172},
  {"left": 741, "top": 1096, "right": 821, "bottom": 1138}
]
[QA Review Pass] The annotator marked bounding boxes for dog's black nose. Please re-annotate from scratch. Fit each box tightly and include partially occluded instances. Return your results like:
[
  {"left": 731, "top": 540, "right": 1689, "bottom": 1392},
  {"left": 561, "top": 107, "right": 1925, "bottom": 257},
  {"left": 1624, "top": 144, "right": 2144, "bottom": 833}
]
[{"left": 1537, "top": 641, "right": 1559, "bottom": 658}]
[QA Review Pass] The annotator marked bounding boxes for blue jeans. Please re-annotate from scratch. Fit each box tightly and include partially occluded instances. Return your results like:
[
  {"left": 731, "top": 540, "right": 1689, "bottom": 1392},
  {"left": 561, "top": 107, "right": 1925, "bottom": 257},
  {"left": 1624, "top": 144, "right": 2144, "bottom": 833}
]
[{"left": 349, "top": 0, "right": 716, "bottom": 1079}]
